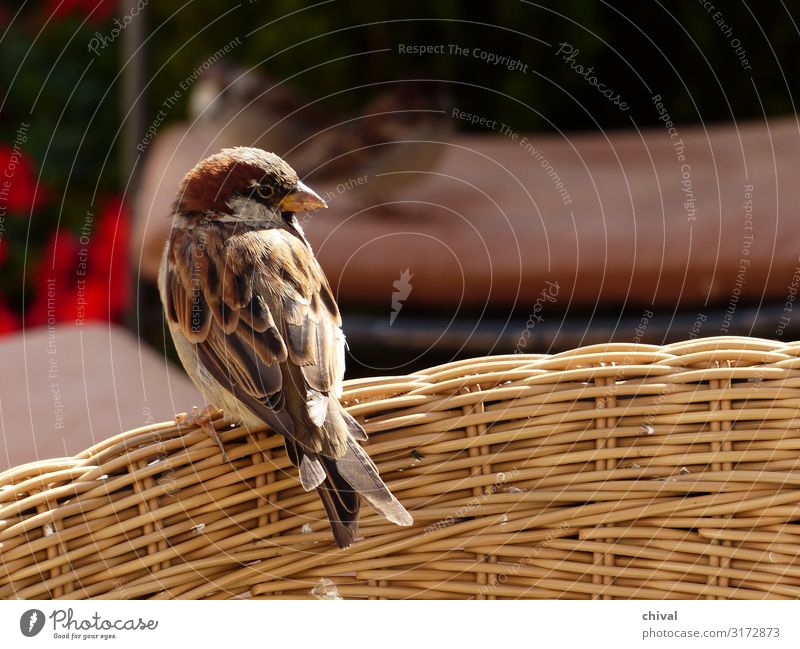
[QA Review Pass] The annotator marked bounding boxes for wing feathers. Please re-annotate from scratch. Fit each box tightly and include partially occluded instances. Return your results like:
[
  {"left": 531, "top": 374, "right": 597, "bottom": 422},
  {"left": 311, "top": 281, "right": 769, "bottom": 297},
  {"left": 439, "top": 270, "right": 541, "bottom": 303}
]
[
  {"left": 239, "top": 294, "right": 272, "bottom": 332},
  {"left": 336, "top": 437, "right": 413, "bottom": 527},
  {"left": 286, "top": 318, "right": 317, "bottom": 365},
  {"left": 340, "top": 408, "right": 368, "bottom": 441},
  {"left": 168, "top": 272, "right": 211, "bottom": 344},
  {"left": 306, "top": 389, "right": 328, "bottom": 427},
  {"left": 236, "top": 320, "right": 287, "bottom": 366},
  {"left": 222, "top": 262, "right": 253, "bottom": 310},
  {"left": 165, "top": 220, "right": 412, "bottom": 546},
  {"left": 300, "top": 453, "right": 326, "bottom": 491}
]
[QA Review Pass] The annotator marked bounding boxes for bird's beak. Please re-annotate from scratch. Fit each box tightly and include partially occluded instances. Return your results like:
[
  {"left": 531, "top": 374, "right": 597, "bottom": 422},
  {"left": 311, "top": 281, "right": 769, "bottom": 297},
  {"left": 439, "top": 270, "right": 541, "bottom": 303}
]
[{"left": 280, "top": 181, "right": 327, "bottom": 212}]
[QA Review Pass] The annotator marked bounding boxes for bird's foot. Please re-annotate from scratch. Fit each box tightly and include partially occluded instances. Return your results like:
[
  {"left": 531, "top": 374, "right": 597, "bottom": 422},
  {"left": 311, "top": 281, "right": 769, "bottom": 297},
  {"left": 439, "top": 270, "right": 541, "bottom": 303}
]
[{"left": 176, "top": 406, "right": 228, "bottom": 462}]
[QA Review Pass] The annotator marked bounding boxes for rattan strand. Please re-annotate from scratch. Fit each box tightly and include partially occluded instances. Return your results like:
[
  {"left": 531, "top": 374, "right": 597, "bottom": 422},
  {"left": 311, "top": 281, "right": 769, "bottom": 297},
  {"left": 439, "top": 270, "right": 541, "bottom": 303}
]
[{"left": 2, "top": 336, "right": 800, "bottom": 599}]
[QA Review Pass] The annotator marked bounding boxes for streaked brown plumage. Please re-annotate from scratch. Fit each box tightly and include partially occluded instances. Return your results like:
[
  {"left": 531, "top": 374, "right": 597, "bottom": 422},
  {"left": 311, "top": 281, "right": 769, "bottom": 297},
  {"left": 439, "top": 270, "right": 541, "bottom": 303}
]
[{"left": 158, "top": 147, "right": 413, "bottom": 547}]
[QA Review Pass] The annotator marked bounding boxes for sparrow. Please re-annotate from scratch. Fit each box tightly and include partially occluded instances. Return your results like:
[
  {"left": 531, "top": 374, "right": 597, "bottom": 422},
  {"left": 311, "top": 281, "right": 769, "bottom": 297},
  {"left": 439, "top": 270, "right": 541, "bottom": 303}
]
[
  {"left": 290, "top": 83, "right": 454, "bottom": 208},
  {"left": 188, "top": 61, "right": 329, "bottom": 155},
  {"left": 158, "top": 147, "right": 413, "bottom": 548},
  {"left": 190, "top": 62, "right": 452, "bottom": 202}
]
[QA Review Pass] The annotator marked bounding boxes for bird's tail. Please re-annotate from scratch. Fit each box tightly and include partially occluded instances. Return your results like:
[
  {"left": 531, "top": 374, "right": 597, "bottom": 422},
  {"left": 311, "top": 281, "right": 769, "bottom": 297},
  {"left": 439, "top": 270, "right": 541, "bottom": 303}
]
[
  {"left": 284, "top": 413, "right": 413, "bottom": 549},
  {"left": 335, "top": 436, "right": 414, "bottom": 528},
  {"left": 317, "top": 454, "right": 361, "bottom": 548}
]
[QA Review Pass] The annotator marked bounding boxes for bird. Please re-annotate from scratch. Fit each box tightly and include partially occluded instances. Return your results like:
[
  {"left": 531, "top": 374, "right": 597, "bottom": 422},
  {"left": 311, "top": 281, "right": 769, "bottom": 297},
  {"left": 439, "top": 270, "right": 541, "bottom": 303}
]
[
  {"left": 188, "top": 62, "right": 452, "bottom": 204},
  {"left": 290, "top": 82, "right": 454, "bottom": 209},
  {"left": 188, "top": 61, "right": 329, "bottom": 156},
  {"left": 158, "top": 146, "right": 413, "bottom": 548}
]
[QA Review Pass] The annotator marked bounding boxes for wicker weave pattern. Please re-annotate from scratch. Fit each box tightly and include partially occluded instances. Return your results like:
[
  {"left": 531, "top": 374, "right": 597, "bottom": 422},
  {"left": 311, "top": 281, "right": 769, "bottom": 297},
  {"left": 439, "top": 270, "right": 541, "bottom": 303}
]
[{"left": 2, "top": 336, "right": 800, "bottom": 599}]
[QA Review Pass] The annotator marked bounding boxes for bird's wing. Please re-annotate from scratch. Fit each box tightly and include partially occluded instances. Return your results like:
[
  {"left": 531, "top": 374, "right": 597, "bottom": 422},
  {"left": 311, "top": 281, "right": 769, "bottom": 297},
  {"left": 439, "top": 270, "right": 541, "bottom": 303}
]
[{"left": 164, "top": 221, "right": 346, "bottom": 450}]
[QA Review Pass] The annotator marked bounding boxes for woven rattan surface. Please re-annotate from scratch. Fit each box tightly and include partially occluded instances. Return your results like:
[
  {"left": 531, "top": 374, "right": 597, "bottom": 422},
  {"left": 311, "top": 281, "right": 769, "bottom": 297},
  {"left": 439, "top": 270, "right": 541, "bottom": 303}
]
[{"left": 3, "top": 335, "right": 800, "bottom": 599}]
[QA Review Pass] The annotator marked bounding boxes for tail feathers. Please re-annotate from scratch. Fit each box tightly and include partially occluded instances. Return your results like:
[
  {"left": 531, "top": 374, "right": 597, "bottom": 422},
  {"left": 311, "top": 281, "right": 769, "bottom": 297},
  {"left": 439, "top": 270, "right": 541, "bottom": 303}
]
[
  {"left": 316, "top": 475, "right": 359, "bottom": 549},
  {"left": 284, "top": 438, "right": 360, "bottom": 549},
  {"left": 319, "top": 454, "right": 360, "bottom": 515},
  {"left": 299, "top": 454, "right": 326, "bottom": 491},
  {"left": 283, "top": 433, "right": 413, "bottom": 550},
  {"left": 336, "top": 437, "right": 413, "bottom": 527},
  {"left": 339, "top": 408, "right": 368, "bottom": 441},
  {"left": 319, "top": 400, "right": 367, "bottom": 445}
]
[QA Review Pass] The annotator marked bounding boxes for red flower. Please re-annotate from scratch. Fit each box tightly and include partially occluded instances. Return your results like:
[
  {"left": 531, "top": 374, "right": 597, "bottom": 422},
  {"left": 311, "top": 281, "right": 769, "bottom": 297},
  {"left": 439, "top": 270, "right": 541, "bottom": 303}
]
[
  {"left": 26, "top": 196, "right": 130, "bottom": 327},
  {"left": 45, "top": 229, "right": 80, "bottom": 275},
  {"left": 45, "top": 0, "right": 115, "bottom": 23},
  {"left": 77, "top": 277, "right": 110, "bottom": 321},
  {"left": 93, "top": 195, "right": 130, "bottom": 316},
  {"left": 0, "top": 297, "right": 19, "bottom": 335},
  {"left": 27, "top": 230, "right": 79, "bottom": 326},
  {"left": 0, "top": 145, "right": 48, "bottom": 215}
]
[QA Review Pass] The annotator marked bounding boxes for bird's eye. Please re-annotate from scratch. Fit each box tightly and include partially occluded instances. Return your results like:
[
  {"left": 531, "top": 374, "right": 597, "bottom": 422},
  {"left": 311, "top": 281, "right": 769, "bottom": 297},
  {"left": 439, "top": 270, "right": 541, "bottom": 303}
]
[{"left": 256, "top": 184, "right": 275, "bottom": 201}]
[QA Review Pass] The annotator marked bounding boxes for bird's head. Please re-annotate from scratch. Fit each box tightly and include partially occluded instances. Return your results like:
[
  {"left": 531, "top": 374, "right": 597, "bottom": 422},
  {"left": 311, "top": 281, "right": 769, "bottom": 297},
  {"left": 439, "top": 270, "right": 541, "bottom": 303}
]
[{"left": 173, "top": 147, "right": 327, "bottom": 229}]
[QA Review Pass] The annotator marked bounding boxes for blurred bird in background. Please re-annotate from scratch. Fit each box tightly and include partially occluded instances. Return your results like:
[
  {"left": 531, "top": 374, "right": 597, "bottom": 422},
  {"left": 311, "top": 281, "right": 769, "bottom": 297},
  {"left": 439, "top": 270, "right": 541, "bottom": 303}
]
[
  {"left": 187, "top": 61, "right": 330, "bottom": 156},
  {"left": 135, "top": 62, "right": 453, "bottom": 281},
  {"left": 190, "top": 62, "right": 454, "bottom": 198},
  {"left": 287, "top": 80, "right": 454, "bottom": 210}
]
